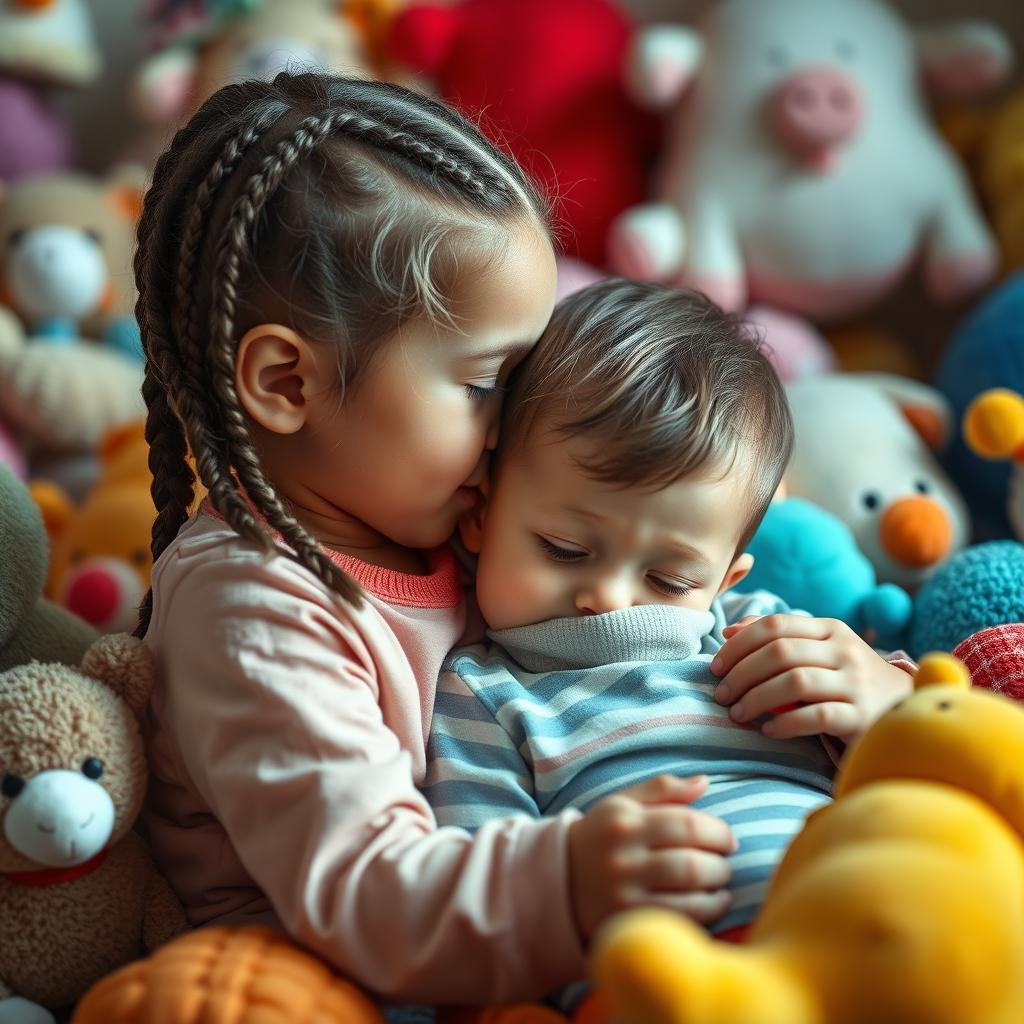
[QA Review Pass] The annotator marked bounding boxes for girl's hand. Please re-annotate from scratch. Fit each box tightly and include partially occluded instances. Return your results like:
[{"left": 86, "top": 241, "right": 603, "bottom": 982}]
[
  {"left": 567, "top": 774, "right": 736, "bottom": 941},
  {"left": 711, "top": 614, "right": 913, "bottom": 745}
]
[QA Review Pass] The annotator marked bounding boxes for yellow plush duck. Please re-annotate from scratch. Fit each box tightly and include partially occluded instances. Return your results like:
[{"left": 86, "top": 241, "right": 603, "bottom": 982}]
[{"left": 592, "top": 653, "right": 1024, "bottom": 1024}]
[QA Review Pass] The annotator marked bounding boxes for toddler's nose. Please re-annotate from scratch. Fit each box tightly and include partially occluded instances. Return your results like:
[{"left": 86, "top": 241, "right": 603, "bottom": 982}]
[{"left": 576, "top": 579, "right": 633, "bottom": 615}]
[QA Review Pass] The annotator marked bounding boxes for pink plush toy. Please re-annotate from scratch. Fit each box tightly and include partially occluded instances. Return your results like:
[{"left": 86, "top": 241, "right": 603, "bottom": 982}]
[{"left": 610, "top": 0, "right": 1010, "bottom": 322}]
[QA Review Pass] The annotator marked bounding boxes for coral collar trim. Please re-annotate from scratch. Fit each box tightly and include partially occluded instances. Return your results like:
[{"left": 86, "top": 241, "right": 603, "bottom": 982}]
[{"left": 3, "top": 848, "right": 108, "bottom": 887}]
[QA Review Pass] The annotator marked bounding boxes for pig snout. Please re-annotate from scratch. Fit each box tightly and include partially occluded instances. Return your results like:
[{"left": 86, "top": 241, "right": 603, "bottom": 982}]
[{"left": 768, "top": 66, "right": 863, "bottom": 172}]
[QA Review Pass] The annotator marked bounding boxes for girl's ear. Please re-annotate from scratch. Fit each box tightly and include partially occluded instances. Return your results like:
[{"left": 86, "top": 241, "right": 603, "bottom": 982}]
[
  {"left": 717, "top": 553, "right": 754, "bottom": 595},
  {"left": 236, "top": 324, "right": 319, "bottom": 435}
]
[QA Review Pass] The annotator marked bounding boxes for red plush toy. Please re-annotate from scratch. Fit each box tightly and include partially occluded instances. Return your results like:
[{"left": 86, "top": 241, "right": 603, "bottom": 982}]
[
  {"left": 389, "top": 0, "right": 659, "bottom": 266},
  {"left": 955, "top": 623, "right": 1024, "bottom": 702}
]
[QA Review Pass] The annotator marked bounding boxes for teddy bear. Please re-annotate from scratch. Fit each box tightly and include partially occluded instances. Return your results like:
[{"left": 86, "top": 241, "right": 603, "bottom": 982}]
[
  {"left": 0, "top": 462, "right": 97, "bottom": 675},
  {"left": 784, "top": 373, "right": 970, "bottom": 591},
  {"left": 962, "top": 387, "right": 1024, "bottom": 539},
  {"left": 0, "top": 633, "right": 189, "bottom": 1023},
  {"left": 32, "top": 423, "right": 155, "bottom": 636},
  {"left": 609, "top": 0, "right": 1008, "bottom": 322},
  {"left": 388, "top": 0, "right": 660, "bottom": 268},
  {"left": 741, "top": 497, "right": 912, "bottom": 645},
  {"left": 592, "top": 645, "right": 1024, "bottom": 1024},
  {"left": 0, "top": 168, "right": 145, "bottom": 356},
  {"left": 0, "top": 306, "right": 145, "bottom": 500},
  {"left": 0, "top": 0, "right": 101, "bottom": 182}
]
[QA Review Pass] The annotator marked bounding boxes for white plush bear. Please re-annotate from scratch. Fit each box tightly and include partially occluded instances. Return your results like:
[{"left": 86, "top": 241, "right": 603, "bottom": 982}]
[
  {"left": 784, "top": 374, "right": 970, "bottom": 591},
  {"left": 611, "top": 0, "right": 1011, "bottom": 321}
]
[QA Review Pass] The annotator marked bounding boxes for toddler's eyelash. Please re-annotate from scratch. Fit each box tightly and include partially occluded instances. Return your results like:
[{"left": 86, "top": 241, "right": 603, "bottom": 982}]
[
  {"left": 649, "top": 576, "right": 693, "bottom": 597},
  {"left": 537, "top": 536, "right": 587, "bottom": 562},
  {"left": 465, "top": 383, "right": 502, "bottom": 400}
]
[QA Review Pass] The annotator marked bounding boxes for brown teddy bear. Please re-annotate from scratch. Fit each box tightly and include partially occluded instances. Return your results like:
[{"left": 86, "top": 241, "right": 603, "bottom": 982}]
[{"left": 0, "top": 634, "right": 188, "bottom": 1023}]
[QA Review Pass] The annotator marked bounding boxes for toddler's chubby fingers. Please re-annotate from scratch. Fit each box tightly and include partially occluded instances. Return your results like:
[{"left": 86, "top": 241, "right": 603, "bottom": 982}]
[
  {"left": 642, "top": 848, "right": 732, "bottom": 893},
  {"left": 721, "top": 615, "right": 762, "bottom": 638},
  {"left": 712, "top": 615, "right": 833, "bottom": 678},
  {"left": 617, "top": 773, "right": 709, "bottom": 807},
  {"left": 763, "top": 700, "right": 861, "bottom": 740},
  {"left": 715, "top": 637, "right": 837, "bottom": 705},
  {"left": 650, "top": 889, "right": 733, "bottom": 925},
  {"left": 644, "top": 804, "right": 738, "bottom": 854},
  {"left": 727, "top": 667, "right": 848, "bottom": 723}
]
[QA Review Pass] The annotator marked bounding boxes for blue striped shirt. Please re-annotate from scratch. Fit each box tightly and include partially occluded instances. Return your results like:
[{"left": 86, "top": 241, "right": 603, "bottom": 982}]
[{"left": 424, "top": 593, "right": 834, "bottom": 935}]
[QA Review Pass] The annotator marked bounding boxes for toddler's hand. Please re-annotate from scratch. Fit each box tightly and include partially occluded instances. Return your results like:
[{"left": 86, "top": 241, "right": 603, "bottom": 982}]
[
  {"left": 711, "top": 614, "right": 913, "bottom": 745},
  {"left": 567, "top": 774, "right": 735, "bottom": 942}
]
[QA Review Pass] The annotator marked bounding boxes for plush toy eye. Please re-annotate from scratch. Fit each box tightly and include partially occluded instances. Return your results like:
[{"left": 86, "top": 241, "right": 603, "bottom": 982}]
[
  {"left": 130, "top": 548, "right": 149, "bottom": 567},
  {"left": 6, "top": 229, "right": 25, "bottom": 249},
  {"left": 70, "top": 548, "right": 86, "bottom": 565},
  {"left": 861, "top": 491, "right": 881, "bottom": 511},
  {"left": 2, "top": 773, "right": 25, "bottom": 798},
  {"left": 83, "top": 228, "right": 102, "bottom": 246},
  {"left": 836, "top": 39, "right": 856, "bottom": 60},
  {"left": 914, "top": 479, "right": 930, "bottom": 495},
  {"left": 81, "top": 758, "right": 104, "bottom": 780},
  {"left": 936, "top": 700, "right": 953, "bottom": 711}
]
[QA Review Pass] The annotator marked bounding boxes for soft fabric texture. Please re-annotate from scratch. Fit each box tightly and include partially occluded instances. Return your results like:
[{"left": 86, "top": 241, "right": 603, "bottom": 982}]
[
  {"left": 955, "top": 624, "right": 1024, "bottom": 702},
  {"left": 909, "top": 541, "right": 1024, "bottom": 657},
  {"left": 0, "top": 462, "right": 97, "bottom": 673},
  {"left": 143, "top": 508, "right": 589, "bottom": 1004},
  {"left": 0, "top": 634, "right": 187, "bottom": 1014},
  {"left": 426, "top": 594, "right": 835, "bottom": 938}
]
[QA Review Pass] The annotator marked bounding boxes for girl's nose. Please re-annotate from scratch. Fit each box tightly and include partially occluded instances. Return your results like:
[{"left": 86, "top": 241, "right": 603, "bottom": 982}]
[{"left": 575, "top": 578, "right": 633, "bottom": 615}]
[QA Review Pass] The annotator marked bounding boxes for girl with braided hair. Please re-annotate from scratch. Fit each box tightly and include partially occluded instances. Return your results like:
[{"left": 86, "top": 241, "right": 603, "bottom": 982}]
[{"left": 137, "top": 72, "right": 716, "bottom": 1005}]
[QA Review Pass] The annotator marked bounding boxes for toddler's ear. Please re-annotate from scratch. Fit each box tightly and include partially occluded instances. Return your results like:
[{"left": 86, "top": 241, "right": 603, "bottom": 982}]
[
  {"left": 717, "top": 553, "right": 754, "bottom": 595},
  {"left": 458, "top": 499, "right": 486, "bottom": 554}
]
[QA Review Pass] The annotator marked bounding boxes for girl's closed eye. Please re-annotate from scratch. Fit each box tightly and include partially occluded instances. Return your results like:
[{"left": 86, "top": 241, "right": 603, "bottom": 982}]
[
  {"left": 536, "top": 535, "right": 588, "bottom": 562},
  {"left": 465, "top": 381, "right": 503, "bottom": 400},
  {"left": 647, "top": 573, "right": 695, "bottom": 597}
]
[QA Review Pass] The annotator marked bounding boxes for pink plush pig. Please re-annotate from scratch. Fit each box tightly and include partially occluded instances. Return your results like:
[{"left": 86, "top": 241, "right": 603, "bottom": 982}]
[{"left": 610, "top": 0, "right": 1011, "bottom": 321}]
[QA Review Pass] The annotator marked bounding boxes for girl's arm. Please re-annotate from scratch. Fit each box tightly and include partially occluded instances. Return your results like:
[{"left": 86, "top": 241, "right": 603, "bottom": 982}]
[{"left": 148, "top": 553, "right": 587, "bottom": 1004}]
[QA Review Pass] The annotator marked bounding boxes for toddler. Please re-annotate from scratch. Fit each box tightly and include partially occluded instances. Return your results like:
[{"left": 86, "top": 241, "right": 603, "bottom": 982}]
[
  {"left": 425, "top": 280, "right": 915, "bottom": 943},
  {"left": 135, "top": 73, "right": 737, "bottom": 1006}
]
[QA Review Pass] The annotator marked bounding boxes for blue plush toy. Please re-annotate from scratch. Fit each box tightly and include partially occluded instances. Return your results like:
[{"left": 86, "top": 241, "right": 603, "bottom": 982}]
[
  {"left": 937, "top": 272, "right": 1024, "bottom": 539},
  {"left": 908, "top": 540, "right": 1024, "bottom": 658},
  {"left": 742, "top": 498, "right": 912, "bottom": 643}
]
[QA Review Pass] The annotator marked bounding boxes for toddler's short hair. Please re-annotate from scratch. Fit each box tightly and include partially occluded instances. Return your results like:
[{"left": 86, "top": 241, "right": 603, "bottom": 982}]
[{"left": 503, "top": 279, "right": 793, "bottom": 549}]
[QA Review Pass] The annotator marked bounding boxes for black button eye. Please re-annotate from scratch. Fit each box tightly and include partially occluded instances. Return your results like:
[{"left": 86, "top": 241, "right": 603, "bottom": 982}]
[
  {"left": 6, "top": 229, "right": 25, "bottom": 249},
  {"left": 937, "top": 701, "right": 953, "bottom": 711},
  {"left": 914, "top": 480, "right": 930, "bottom": 495},
  {"left": 862, "top": 491, "right": 881, "bottom": 511},
  {"left": 130, "top": 549, "right": 149, "bottom": 567},
  {"left": 83, "top": 228, "right": 102, "bottom": 246},
  {"left": 2, "top": 773, "right": 25, "bottom": 798},
  {"left": 82, "top": 758, "right": 104, "bottom": 780}
]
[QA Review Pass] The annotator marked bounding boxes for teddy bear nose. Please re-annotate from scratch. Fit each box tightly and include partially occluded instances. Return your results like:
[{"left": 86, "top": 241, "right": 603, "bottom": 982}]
[{"left": 879, "top": 496, "right": 953, "bottom": 568}]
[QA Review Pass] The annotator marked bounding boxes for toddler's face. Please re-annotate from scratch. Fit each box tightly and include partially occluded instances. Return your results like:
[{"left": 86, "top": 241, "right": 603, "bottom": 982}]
[{"left": 471, "top": 431, "right": 754, "bottom": 631}]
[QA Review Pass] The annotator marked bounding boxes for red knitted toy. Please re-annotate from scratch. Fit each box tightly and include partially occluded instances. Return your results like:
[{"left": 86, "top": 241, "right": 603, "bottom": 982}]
[
  {"left": 954, "top": 623, "right": 1024, "bottom": 702},
  {"left": 388, "top": 0, "right": 659, "bottom": 266}
]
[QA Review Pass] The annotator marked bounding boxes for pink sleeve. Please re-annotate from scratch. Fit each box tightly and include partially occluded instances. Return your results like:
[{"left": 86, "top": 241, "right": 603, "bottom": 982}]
[{"left": 155, "top": 557, "right": 587, "bottom": 1003}]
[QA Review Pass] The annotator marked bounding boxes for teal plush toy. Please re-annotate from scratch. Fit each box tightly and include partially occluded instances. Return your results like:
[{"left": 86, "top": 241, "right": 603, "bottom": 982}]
[
  {"left": 742, "top": 498, "right": 913, "bottom": 642},
  {"left": 908, "top": 540, "right": 1024, "bottom": 658}
]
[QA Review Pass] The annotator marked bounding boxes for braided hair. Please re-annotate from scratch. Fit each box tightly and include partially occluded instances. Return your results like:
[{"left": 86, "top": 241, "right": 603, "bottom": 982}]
[{"left": 134, "top": 73, "right": 549, "bottom": 636}]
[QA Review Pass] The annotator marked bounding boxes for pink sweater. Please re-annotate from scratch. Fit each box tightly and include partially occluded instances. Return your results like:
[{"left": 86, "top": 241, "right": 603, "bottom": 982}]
[{"left": 142, "top": 509, "right": 587, "bottom": 1003}]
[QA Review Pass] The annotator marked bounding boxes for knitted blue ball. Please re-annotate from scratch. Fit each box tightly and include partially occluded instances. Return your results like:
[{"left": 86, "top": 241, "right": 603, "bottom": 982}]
[{"left": 909, "top": 541, "right": 1024, "bottom": 658}]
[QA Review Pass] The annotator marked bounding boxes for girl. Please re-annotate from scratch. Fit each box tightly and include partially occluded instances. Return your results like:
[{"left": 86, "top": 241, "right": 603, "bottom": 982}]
[{"left": 136, "top": 73, "right": 736, "bottom": 1005}]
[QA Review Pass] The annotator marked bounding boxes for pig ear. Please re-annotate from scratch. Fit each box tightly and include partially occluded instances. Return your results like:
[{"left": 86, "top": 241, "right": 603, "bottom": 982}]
[
  {"left": 854, "top": 372, "right": 953, "bottom": 451},
  {"left": 627, "top": 24, "right": 704, "bottom": 110},
  {"left": 915, "top": 20, "right": 1013, "bottom": 99}
]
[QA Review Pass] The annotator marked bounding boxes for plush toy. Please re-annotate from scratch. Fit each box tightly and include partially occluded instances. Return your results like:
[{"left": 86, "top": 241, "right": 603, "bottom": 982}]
[
  {"left": 908, "top": 541, "right": 1024, "bottom": 660},
  {"left": 134, "top": 0, "right": 398, "bottom": 137},
  {"left": 73, "top": 925, "right": 387, "bottom": 1024},
  {"left": 593, "top": 648, "right": 1024, "bottom": 1024},
  {"left": 609, "top": 0, "right": 1008, "bottom": 322},
  {"left": 0, "top": 169, "right": 146, "bottom": 357},
  {"left": 0, "top": 463, "right": 97, "bottom": 675},
  {"left": 0, "top": 634, "right": 188, "bottom": 1022},
  {"left": 784, "top": 373, "right": 969, "bottom": 591},
  {"left": 742, "top": 498, "right": 912, "bottom": 643},
  {"left": 32, "top": 423, "right": 155, "bottom": 636},
  {"left": 963, "top": 388, "right": 1024, "bottom": 539},
  {"left": 0, "top": 308, "right": 145, "bottom": 496},
  {"left": 389, "top": 0, "right": 660, "bottom": 268},
  {"left": 956, "top": 624, "right": 1024, "bottom": 704},
  {"left": 0, "top": 0, "right": 101, "bottom": 182},
  {"left": 936, "top": 272, "right": 1024, "bottom": 540}
]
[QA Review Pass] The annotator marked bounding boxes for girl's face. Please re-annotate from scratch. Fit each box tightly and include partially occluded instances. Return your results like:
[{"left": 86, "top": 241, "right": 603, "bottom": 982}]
[{"left": 299, "top": 222, "right": 557, "bottom": 552}]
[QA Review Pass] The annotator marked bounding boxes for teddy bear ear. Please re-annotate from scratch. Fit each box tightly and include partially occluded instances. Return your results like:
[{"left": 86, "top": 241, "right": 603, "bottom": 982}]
[
  {"left": 851, "top": 372, "right": 953, "bottom": 451},
  {"left": 81, "top": 633, "right": 155, "bottom": 712},
  {"left": 389, "top": 4, "right": 461, "bottom": 77}
]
